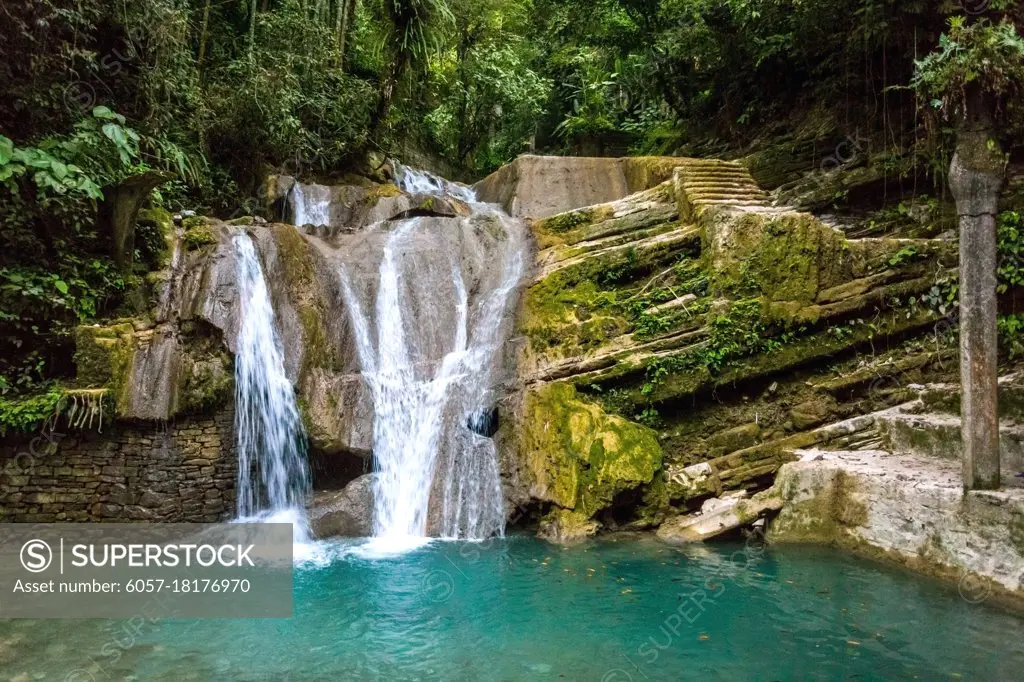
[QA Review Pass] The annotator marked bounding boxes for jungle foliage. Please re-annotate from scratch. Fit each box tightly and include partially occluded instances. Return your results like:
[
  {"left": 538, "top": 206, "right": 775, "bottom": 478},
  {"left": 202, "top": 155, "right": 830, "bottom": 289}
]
[{"left": 0, "top": 0, "right": 1022, "bottom": 402}]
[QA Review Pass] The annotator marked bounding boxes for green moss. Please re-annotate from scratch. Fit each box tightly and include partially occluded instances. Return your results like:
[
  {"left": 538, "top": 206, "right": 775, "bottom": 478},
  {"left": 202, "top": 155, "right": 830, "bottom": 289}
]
[
  {"left": 594, "top": 300, "right": 939, "bottom": 412},
  {"left": 135, "top": 208, "right": 175, "bottom": 269},
  {"left": 74, "top": 323, "right": 135, "bottom": 391},
  {"left": 538, "top": 508, "right": 600, "bottom": 542},
  {"left": 368, "top": 182, "right": 402, "bottom": 199},
  {"left": 182, "top": 217, "right": 217, "bottom": 251},
  {"left": 704, "top": 210, "right": 847, "bottom": 303},
  {"left": 540, "top": 209, "right": 596, "bottom": 235},
  {"left": 633, "top": 472, "right": 671, "bottom": 527},
  {"left": 622, "top": 157, "right": 693, "bottom": 193},
  {"left": 522, "top": 382, "right": 663, "bottom": 525},
  {"left": 179, "top": 352, "right": 233, "bottom": 414},
  {"left": 107, "top": 332, "right": 137, "bottom": 415},
  {"left": 72, "top": 322, "right": 147, "bottom": 416},
  {"left": 523, "top": 278, "right": 628, "bottom": 356}
]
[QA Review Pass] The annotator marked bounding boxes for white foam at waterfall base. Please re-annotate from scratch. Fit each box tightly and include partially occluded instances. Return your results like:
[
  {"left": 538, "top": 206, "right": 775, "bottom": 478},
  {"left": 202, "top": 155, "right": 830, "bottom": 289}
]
[
  {"left": 339, "top": 170, "right": 525, "bottom": 554},
  {"left": 232, "top": 234, "right": 316, "bottom": 560},
  {"left": 290, "top": 182, "right": 332, "bottom": 226}
]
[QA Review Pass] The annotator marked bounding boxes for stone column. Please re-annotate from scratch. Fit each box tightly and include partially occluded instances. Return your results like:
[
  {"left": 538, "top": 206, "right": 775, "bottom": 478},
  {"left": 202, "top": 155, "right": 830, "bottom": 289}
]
[{"left": 948, "top": 127, "right": 1004, "bottom": 491}]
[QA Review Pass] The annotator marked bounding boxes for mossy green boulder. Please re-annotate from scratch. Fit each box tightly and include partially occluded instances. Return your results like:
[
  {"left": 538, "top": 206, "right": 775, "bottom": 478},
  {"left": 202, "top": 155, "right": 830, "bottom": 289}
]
[{"left": 521, "top": 382, "right": 662, "bottom": 538}]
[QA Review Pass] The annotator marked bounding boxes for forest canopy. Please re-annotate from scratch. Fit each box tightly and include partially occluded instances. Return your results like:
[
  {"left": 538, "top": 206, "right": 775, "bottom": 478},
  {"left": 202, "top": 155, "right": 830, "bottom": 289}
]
[{"left": 0, "top": 0, "right": 1022, "bottom": 405}]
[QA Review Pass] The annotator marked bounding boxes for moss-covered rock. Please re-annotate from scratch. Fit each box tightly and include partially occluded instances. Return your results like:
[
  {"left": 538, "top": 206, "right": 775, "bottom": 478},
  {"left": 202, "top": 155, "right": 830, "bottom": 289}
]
[
  {"left": 521, "top": 382, "right": 662, "bottom": 538},
  {"left": 73, "top": 318, "right": 233, "bottom": 420},
  {"left": 368, "top": 182, "right": 403, "bottom": 199},
  {"left": 73, "top": 322, "right": 138, "bottom": 411},
  {"left": 182, "top": 216, "right": 217, "bottom": 251},
  {"left": 135, "top": 208, "right": 176, "bottom": 269},
  {"left": 179, "top": 351, "right": 233, "bottom": 414},
  {"left": 267, "top": 224, "right": 337, "bottom": 382},
  {"left": 702, "top": 209, "right": 848, "bottom": 303},
  {"left": 537, "top": 508, "right": 600, "bottom": 543}
]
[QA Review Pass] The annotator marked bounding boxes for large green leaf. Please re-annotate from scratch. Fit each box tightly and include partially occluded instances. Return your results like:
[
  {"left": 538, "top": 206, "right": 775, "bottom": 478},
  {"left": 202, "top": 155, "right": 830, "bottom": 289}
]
[
  {"left": 0, "top": 137, "right": 13, "bottom": 165},
  {"left": 92, "top": 106, "right": 125, "bottom": 124}
]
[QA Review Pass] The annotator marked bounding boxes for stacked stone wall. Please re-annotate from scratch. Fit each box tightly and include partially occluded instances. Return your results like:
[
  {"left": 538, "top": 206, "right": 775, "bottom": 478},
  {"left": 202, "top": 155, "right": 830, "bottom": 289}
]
[{"left": 0, "top": 409, "right": 236, "bottom": 522}]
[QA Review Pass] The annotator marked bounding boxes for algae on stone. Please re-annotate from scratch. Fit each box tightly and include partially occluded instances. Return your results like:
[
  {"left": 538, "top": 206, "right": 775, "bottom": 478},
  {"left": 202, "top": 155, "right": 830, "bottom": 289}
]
[
  {"left": 522, "top": 382, "right": 662, "bottom": 537},
  {"left": 182, "top": 216, "right": 218, "bottom": 251}
]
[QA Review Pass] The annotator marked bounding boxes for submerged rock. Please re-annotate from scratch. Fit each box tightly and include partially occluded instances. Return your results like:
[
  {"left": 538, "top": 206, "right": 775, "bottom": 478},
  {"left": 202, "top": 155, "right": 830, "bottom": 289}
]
[{"left": 309, "top": 474, "right": 375, "bottom": 538}]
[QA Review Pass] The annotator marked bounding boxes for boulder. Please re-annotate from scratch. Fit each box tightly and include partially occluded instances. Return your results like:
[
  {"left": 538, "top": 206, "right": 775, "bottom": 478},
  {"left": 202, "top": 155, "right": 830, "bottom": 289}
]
[
  {"left": 301, "top": 370, "right": 374, "bottom": 456},
  {"left": 309, "top": 474, "right": 375, "bottom": 538},
  {"left": 521, "top": 382, "right": 662, "bottom": 541}
]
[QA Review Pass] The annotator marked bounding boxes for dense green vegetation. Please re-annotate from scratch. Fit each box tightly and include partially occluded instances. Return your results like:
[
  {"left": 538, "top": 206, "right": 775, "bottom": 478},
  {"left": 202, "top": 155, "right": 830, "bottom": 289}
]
[{"left": 0, "top": 0, "right": 1022, "bottom": 424}]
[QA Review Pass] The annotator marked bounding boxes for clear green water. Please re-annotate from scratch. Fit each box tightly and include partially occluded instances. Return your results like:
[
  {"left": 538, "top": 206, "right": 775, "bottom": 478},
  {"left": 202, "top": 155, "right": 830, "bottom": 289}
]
[{"left": 2, "top": 536, "right": 1022, "bottom": 681}]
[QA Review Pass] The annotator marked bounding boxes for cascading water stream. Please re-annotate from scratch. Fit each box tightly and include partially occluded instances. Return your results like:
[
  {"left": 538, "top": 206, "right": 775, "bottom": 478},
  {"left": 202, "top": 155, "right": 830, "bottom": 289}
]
[
  {"left": 290, "top": 182, "right": 332, "bottom": 227},
  {"left": 232, "top": 234, "right": 313, "bottom": 542},
  {"left": 339, "top": 167, "right": 525, "bottom": 550}
]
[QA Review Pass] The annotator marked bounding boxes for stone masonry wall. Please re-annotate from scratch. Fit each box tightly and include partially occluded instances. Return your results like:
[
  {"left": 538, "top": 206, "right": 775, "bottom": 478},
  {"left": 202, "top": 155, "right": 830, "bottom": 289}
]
[{"left": 0, "top": 408, "right": 236, "bottom": 523}]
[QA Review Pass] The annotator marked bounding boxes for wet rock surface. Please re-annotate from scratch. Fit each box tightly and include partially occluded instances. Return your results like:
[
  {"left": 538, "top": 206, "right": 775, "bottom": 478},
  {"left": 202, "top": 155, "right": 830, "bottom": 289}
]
[{"left": 309, "top": 474, "right": 375, "bottom": 538}]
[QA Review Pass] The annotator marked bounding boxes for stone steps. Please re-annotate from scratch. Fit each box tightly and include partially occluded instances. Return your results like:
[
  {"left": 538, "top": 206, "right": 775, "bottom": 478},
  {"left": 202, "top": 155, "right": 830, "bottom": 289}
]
[{"left": 672, "top": 159, "right": 774, "bottom": 221}]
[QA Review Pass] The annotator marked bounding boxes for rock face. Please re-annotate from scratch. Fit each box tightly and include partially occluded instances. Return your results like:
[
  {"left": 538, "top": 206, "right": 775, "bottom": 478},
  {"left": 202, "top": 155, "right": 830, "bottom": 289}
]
[
  {"left": 519, "top": 382, "right": 662, "bottom": 539},
  {"left": 62, "top": 171, "right": 527, "bottom": 531},
  {"left": 474, "top": 155, "right": 696, "bottom": 219},
  {"left": 46, "top": 152, "right": 1018, "bottom": 570},
  {"left": 309, "top": 474, "right": 375, "bottom": 538},
  {"left": 766, "top": 381, "right": 1024, "bottom": 601},
  {"left": 508, "top": 154, "right": 960, "bottom": 541}
]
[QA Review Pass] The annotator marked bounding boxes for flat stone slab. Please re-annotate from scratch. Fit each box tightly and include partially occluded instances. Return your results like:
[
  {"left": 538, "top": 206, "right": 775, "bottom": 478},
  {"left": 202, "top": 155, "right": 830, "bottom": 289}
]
[
  {"left": 474, "top": 155, "right": 694, "bottom": 219},
  {"left": 769, "top": 448, "right": 1024, "bottom": 602}
]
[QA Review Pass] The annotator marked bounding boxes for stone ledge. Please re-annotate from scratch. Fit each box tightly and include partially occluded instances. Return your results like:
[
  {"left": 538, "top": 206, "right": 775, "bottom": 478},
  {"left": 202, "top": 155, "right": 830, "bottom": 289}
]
[{"left": 768, "top": 448, "right": 1024, "bottom": 607}]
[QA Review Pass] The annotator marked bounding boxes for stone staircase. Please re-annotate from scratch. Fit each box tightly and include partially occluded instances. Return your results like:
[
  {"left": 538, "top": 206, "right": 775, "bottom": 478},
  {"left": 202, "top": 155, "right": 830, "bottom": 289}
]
[{"left": 672, "top": 159, "right": 773, "bottom": 221}]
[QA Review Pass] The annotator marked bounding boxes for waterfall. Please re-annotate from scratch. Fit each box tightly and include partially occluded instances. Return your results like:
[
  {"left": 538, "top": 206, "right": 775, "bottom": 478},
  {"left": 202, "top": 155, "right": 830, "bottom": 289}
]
[
  {"left": 394, "top": 163, "right": 476, "bottom": 203},
  {"left": 339, "top": 171, "right": 525, "bottom": 548},
  {"left": 233, "top": 234, "right": 312, "bottom": 531},
  {"left": 290, "top": 182, "right": 332, "bottom": 227}
]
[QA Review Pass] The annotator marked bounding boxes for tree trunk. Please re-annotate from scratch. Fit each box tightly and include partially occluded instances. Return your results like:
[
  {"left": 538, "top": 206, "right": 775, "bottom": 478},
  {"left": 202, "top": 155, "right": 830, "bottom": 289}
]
[
  {"left": 249, "top": 0, "right": 258, "bottom": 62},
  {"left": 948, "top": 84, "right": 1006, "bottom": 491},
  {"left": 373, "top": 50, "right": 410, "bottom": 136},
  {"left": 335, "top": 0, "right": 349, "bottom": 68},
  {"left": 197, "top": 0, "right": 212, "bottom": 69}
]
